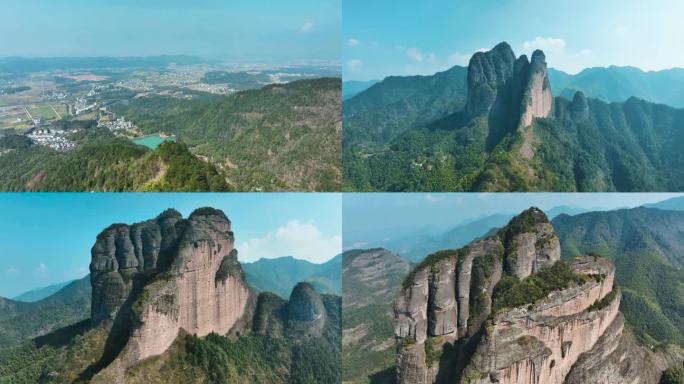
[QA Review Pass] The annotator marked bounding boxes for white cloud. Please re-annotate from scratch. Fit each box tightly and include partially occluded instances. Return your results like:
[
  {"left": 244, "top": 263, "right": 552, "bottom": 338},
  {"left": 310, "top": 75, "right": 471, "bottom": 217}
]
[
  {"left": 238, "top": 220, "right": 341, "bottom": 263},
  {"left": 300, "top": 21, "right": 313, "bottom": 33},
  {"left": 522, "top": 37, "right": 566, "bottom": 53},
  {"left": 33, "top": 263, "right": 48, "bottom": 278},
  {"left": 519, "top": 37, "right": 592, "bottom": 74},
  {"left": 406, "top": 47, "right": 424, "bottom": 62},
  {"left": 5, "top": 267, "right": 20, "bottom": 276},
  {"left": 346, "top": 59, "right": 363, "bottom": 72},
  {"left": 347, "top": 38, "right": 360, "bottom": 47}
]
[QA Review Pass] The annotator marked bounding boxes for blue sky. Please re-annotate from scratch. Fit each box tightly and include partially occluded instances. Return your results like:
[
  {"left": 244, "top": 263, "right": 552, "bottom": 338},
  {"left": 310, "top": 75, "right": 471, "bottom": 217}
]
[
  {"left": 0, "top": 193, "right": 341, "bottom": 298},
  {"left": 343, "top": 193, "right": 684, "bottom": 248},
  {"left": 1, "top": 0, "right": 340, "bottom": 63},
  {"left": 343, "top": 0, "right": 684, "bottom": 80}
]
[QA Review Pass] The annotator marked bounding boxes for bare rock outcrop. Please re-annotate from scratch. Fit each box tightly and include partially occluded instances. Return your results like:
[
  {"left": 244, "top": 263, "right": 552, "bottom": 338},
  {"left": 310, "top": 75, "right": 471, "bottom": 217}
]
[
  {"left": 392, "top": 208, "right": 660, "bottom": 384},
  {"left": 395, "top": 208, "right": 563, "bottom": 384},
  {"left": 464, "top": 42, "right": 553, "bottom": 159},
  {"left": 88, "top": 208, "right": 252, "bottom": 367},
  {"left": 518, "top": 50, "right": 553, "bottom": 129},
  {"left": 462, "top": 256, "right": 618, "bottom": 384}
]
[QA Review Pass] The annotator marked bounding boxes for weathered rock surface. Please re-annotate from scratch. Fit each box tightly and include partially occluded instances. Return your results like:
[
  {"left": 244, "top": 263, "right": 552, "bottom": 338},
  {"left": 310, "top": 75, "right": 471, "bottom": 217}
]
[
  {"left": 393, "top": 208, "right": 675, "bottom": 384},
  {"left": 463, "top": 256, "right": 618, "bottom": 384},
  {"left": 287, "top": 282, "right": 326, "bottom": 336},
  {"left": 464, "top": 42, "right": 553, "bottom": 156},
  {"left": 564, "top": 312, "right": 677, "bottom": 384},
  {"left": 465, "top": 42, "right": 517, "bottom": 118},
  {"left": 518, "top": 50, "right": 553, "bottom": 129},
  {"left": 88, "top": 208, "right": 251, "bottom": 365}
]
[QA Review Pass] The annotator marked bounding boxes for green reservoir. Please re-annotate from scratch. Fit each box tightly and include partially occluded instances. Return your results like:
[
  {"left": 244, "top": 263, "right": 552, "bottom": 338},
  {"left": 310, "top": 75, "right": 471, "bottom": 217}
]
[{"left": 132, "top": 133, "right": 176, "bottom": 149}]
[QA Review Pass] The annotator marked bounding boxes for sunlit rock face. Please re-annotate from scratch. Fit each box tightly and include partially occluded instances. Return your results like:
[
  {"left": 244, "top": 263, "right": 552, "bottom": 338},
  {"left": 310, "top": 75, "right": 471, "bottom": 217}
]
[
  {"left": 393, "top": 208, "right": 628, "bottom": 384},
  {"left": 89, "top": 208, "right": 251, "bottom": 362}
]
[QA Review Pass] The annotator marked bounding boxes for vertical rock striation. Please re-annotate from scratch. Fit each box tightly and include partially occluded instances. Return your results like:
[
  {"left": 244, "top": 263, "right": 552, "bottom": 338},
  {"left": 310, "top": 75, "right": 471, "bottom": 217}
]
[
  {"left": 393, "top": 208, "right": 637, "bottom": 384},
  {"left": 465, "top": 42, "right": 553, "bottom": 130},
  {"left": 89, "top": 208, "right": 251, "bottom": 364}
]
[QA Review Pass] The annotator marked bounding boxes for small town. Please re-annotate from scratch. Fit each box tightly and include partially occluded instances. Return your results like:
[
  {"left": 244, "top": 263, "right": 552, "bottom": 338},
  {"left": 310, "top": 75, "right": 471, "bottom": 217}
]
[{"left": 26, "top": 127, "right": 77, "bottom": 151}]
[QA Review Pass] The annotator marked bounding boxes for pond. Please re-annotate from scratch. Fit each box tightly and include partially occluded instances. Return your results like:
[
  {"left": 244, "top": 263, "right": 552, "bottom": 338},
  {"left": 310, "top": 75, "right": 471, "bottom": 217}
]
[{"left": 132, "top": 133, "right": 176, "bottom": 150}]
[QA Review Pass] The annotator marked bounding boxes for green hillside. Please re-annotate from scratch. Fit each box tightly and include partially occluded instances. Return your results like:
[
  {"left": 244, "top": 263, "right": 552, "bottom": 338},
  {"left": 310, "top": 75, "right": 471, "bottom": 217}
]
[
  {"left": 343, "top": 60, "right": 684, "bottom": 192},
  {"left": 0, "top": 127, "right": 230, "bottom": 192},
  {"left": 243, "top": 255, "right": 342, "bottom": 299},
  {"left": 113, "top": 77, "right": 341, "bottom": 191},
  {"left": 343, "top": 65, "right": 467, "bottom": 150},
  {"left": 0, "top": 276, "right": 91, "bottom": 347},
  {"left": 552, "top": 207, "right": 684, "bottom": 345}
]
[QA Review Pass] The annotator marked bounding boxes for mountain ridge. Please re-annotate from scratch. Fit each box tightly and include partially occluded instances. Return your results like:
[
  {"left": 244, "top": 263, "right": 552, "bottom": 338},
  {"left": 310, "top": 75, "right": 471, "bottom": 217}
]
[{"left": 343, "top": 42, "right": 684, "bottom": 192}]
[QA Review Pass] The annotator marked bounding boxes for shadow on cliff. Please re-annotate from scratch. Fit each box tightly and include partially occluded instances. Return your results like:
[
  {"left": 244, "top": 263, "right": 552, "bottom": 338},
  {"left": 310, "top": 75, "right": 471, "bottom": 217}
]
[
  {"left": 33, "top": 319, "right": 91, "bottom": 349},
  {"left": 76, "top": 279, "right": 146, "bottom": 382},
  {"left": 368, "top": 366, "right": 395, "bottom": 384},
  {"left": 434, "top": 328, "right": 484, "bottom": 383}
]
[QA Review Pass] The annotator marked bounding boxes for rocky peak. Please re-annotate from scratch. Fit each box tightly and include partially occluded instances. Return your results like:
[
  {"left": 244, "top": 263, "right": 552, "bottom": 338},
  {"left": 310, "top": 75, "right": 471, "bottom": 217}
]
[
  {"left": 393, "top": 208, "right": 618, "bottom": 384},
  {"left": 88, "top": 208, "right": 251, "bottom": 372},
  {"left": 570, "top": 91, "right": 589, "bottom": 119},
  {"left": 465, "top": 42, "right": 516, "bottom": 117},
  {"left": 464, "top": 42, "right": 553, "bottom": 132},
  {"left": 518, "top": 50, "right": 553, "bottom": 128},
  {"left": 287, "top": 282, "right": 326, "bottom": 336}
]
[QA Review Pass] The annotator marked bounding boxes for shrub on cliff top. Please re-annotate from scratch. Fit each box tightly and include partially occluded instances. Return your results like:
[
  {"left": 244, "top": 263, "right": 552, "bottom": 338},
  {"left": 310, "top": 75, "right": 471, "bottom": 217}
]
[{"left": 492, "top": 261, "right": 586, "bottom": 311}]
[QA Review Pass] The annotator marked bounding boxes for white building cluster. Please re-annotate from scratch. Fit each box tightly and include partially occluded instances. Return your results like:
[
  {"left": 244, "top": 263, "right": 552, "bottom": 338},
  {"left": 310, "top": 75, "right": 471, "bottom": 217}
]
[
  {"left": 99, "top": 117, "right": 134, "bottom": 133},
  {"left": 27, "top": 128, "right": 76, "bottom": 151},
  {"left": 74, "top": 97, "right": 97, "bottom": 115}
]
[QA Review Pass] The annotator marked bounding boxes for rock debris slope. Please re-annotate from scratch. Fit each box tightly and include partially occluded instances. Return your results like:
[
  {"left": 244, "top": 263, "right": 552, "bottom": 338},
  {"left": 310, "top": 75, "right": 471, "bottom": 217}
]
[{"left": 393, "top": 207, "right": 671, "bottom": 384}]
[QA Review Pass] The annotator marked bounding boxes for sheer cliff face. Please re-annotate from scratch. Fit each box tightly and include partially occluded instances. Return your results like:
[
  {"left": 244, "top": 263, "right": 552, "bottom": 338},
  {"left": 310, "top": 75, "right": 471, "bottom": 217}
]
[
  {"left": 393, "top": 208, "right": 625, "bottom": 384},
  {"left": 463, "top": 256, "right": 618, "bottom": 384},
  {"left": 89, "top": 208, "right": 251, "bottom": 362},
  {"left": 464, "top": 43, "right": 553, "bottom": 137}
]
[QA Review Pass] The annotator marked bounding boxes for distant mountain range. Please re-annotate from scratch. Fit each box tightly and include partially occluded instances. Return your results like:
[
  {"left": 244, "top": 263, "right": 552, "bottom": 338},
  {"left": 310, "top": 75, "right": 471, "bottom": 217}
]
[
  {"left": 548, "top": 66, "right": 684, "bottom": 108},
  {"left": 553, "top": 207, "right": 684, "bottom": 346},
  {"left": 12, "top": 279, "right": 75, "bottom": 302},
  {"left": 242, "top": 255, "right": 342, "bottom": 298},
  {"left": 342, "top": 80, "right": 379, "bottom": 100},
  {"left": 0, "top": 56, "right": 207, "bottom": 74},
  {"left": 343, "top": 42, "right": 684, "bottom": 192},
  {"left": 0, "top": 275, "right": 90, "bottom": 347},
  {"left": 344, "top": 205, "right": 592, "bottom": 262}
]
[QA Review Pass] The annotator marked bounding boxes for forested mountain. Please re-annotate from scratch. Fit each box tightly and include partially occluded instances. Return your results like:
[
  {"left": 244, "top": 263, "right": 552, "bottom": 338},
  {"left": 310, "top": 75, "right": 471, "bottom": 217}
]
[
  {"left": 0, "top": 128, "right": 229, "bottom": 192},
  {"left": 549, "top": 66, "right": 684, "bottom": 107},
  {"left": 343, "top": 80, "right": 379, "bottom": 100},
  {"left": 552, "top": 207, "right": 684, "bottom": 345},
  {"left": 113, "top": 77, "right": 341, "bottom": 191},
  {"left": 343, "top": 65, "right": 467, "bottom": 149},
  {"left": 12, "top": 280, "right": 74, "bottom": 302},
  {"left": 343, "top": 42, "right": 684, "bottom": 192},
  {"left": 0, "top": 276, "right": 90, "bottom": 347},
  {"left": 243, "top": 255, "right": 342, "bottom": 298},
  {"left": 342, "top": 249, "right": 411, "bottom": 384}
]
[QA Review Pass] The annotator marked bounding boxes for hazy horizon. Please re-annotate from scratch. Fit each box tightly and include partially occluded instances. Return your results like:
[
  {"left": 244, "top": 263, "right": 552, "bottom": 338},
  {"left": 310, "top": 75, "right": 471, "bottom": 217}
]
[
  {"left": 343, "top": 193, "right": 684, "bottom": 249},
  {"left": 1, "top": 0, "right": 340, "bottom": 63}
]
